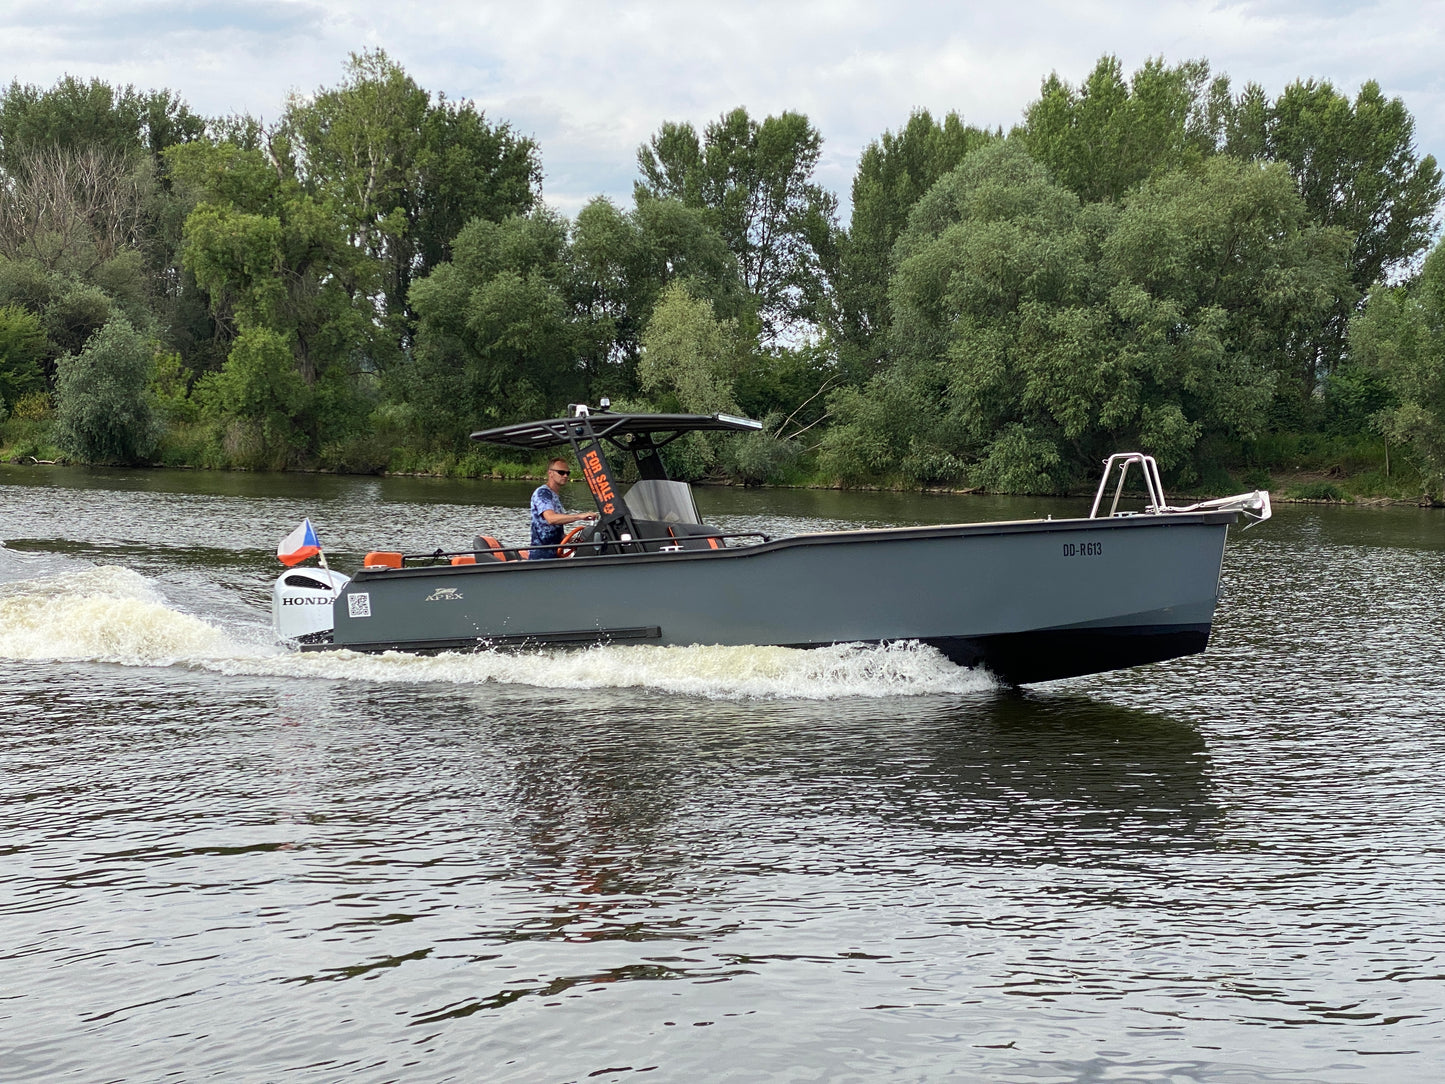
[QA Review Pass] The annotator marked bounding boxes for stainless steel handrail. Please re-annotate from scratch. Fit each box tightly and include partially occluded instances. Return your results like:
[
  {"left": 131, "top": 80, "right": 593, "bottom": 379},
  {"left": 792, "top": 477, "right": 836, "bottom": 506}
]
[
  {"left": 1090, "top": 453, "right": 1166, "bottom": 518},
  {"left": 1089, "top": 452, "right": 1272, "bottom": 527}
]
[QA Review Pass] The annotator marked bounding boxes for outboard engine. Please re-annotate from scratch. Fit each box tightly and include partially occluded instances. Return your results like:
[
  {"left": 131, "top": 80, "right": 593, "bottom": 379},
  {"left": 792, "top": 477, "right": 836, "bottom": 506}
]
[{"left": 272, "top": 567, "right": 351, "bottom": 644}]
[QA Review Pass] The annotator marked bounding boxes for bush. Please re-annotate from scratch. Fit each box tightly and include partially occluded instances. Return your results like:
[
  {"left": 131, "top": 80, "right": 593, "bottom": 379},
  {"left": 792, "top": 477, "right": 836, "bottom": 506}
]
[
  {"left": 11, "top": 391, "right": 51, "bottom": 420},
  {"left": 151, "top": 419, "right": 219, "bottom": 468},
  {"left": 1193, "top": 461, "right": 1238, "bottom": 497},
  {"left": 720, "top": 418, "right": 801, "bottom": 485},
  {"left": 196, "top": 326, "right": 309, "bottom": 467},
  {"left": 0, "top": 304, "right": 47, "bottom": 412},
  {"left": 319, "top": 431, "right": 392, "bottom": 474},
  {"left": 1287, "top": 481, "right": 1347, "bottom": 501},
  {"left": 450, "top": 448, "right": 500, "bottom": 478},
  {"left": 818, "top": 377, "right": 950, "bottom": 486},
  {"left": 969, "top": 425, "right": 1063, "bottom": 494},
  {"left": 52, "top": 318, "right": 159, "bottom": 464},
  {"left": 150, "top": 349, "right": 202, "bottom": 425}
]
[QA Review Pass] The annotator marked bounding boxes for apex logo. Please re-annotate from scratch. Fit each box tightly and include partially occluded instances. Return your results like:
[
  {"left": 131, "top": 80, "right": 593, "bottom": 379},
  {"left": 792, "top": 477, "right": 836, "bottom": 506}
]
[{"left": 425, "top": 587, "right": 464, "bottom": 602}]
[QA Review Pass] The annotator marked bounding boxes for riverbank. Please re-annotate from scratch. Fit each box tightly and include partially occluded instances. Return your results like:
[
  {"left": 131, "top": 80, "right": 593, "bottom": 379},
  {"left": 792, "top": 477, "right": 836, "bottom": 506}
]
[
  {"left": 3, "top": 413, "right": 1437, "bottom": 507},
  {"left": 3, "top": 450, "right": 1438, "bottom": 508}
]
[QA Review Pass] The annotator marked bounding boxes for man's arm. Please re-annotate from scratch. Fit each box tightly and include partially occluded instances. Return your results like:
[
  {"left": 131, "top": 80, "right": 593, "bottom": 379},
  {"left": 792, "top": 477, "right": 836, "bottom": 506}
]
[{"left": 541, "top": 509, "right": 596, "bottom": 526}]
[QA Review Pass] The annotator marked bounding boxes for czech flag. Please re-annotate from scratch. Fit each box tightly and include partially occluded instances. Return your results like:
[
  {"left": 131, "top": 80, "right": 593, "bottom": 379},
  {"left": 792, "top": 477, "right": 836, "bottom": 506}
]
[{"left": 277, "top": 518, "right": 322, "bottom": 566}]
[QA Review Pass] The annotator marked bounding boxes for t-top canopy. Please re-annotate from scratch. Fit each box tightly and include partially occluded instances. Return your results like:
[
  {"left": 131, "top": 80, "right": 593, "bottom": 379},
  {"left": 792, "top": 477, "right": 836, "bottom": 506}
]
[{"left": 470, "top": 411, "right": 763, "bottom": 450}]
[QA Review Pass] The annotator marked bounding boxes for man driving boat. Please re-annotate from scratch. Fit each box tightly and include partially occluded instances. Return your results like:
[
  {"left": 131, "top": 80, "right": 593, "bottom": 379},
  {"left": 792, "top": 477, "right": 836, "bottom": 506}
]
[{"left": 529, "top": 457, "right": 596, "bottom": 559}]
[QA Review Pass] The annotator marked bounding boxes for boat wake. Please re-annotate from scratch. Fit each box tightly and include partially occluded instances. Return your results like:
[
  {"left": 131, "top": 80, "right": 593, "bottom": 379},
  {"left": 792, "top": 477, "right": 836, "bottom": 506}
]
[
  {"left": 0, "top": 564, "right": 995, "bottom": 701},
  {"left": 0, "top": 565, "right": 233, "bottom": 662}
]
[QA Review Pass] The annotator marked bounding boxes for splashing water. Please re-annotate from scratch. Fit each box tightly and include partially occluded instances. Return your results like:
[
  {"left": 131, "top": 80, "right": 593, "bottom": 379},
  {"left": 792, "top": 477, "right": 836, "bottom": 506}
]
[
  {"left": 0, "top": 565, "right": 232, "bottom": 663},
  {"left": 0, "top": 565, "right": 993, "bottom": 700}
]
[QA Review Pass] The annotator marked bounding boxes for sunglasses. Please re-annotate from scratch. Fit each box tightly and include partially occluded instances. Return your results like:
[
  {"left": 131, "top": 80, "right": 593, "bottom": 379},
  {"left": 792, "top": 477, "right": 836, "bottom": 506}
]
[{"left": 550, "top": 468, "right": 570, "bottom": 477}]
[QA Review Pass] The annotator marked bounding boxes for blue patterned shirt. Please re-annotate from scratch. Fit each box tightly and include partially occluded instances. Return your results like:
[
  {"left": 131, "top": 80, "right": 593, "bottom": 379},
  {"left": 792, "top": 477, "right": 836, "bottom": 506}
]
[{"left": 529, "top": 485, "right": 566, "bottom": 557}]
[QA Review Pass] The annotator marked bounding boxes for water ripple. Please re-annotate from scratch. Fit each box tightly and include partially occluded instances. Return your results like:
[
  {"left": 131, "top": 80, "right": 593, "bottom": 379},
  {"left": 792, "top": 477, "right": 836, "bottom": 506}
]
[{"left": 3, "top": 482, "right": 1444, "bottom": 1080}]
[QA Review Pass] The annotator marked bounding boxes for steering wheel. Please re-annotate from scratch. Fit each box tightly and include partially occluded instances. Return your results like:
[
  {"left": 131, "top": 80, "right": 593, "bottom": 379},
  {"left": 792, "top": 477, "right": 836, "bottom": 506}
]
[{"left": 558, "top": 524, "right": 588, "bottom": 559}]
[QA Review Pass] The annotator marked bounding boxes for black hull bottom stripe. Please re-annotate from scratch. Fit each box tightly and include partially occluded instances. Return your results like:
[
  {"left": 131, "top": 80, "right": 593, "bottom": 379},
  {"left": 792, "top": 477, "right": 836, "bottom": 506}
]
[{"left": 918, "top": 624, "right": 1212, "bottom": 685}]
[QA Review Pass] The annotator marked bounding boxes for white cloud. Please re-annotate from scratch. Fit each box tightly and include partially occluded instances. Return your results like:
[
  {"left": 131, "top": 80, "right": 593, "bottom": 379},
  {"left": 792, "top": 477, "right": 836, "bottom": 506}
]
[{"left": 4, "top": 0, "right": 1442, "bottom": 218}]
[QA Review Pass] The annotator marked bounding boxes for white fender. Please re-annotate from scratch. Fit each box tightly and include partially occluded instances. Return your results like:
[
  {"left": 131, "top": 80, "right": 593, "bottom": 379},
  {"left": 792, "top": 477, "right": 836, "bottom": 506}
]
[{"left": 272, "top": 567, "right": 351, "bottom": 644}]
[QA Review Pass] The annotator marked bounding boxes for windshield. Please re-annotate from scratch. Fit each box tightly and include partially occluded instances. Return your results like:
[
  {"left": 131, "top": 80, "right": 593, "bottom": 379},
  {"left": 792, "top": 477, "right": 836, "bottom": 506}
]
[{"left": 623, "top": 479, "right": 702, "bottom": 524}]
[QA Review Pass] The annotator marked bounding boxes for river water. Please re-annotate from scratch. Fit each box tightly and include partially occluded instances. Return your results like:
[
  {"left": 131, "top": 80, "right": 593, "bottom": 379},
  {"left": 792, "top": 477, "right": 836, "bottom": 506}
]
[{"left": 2, "top": 465, "right": 1443, "bottom": 1083}]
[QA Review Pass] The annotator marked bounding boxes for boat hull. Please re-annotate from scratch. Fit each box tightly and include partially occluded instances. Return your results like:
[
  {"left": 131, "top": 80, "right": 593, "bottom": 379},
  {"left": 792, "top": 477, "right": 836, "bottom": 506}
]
[{"left": 310, "top": 511, "right": 1236, "bottom": 685}]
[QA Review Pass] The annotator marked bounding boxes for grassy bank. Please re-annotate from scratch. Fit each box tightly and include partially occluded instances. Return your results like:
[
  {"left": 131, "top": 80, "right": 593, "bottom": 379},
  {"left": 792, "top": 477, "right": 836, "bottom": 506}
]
[{"left": 3, "top": 414, "right": 1437, "bottom": 506}]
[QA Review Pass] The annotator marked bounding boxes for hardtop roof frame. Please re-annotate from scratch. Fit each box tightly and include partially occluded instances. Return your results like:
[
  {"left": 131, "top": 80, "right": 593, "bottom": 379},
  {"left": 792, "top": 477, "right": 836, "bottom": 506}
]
[{"left": 469, "top": 411, "right": 763, "bottom": 452}]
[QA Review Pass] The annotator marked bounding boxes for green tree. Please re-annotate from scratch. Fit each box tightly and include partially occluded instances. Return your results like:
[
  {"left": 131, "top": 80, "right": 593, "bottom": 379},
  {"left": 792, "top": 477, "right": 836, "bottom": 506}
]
[
  {"left": 638, "top": 281, "right": 745, "bottom": 416},
  {"left": 285, "top": 50, "right": 541, "bottom": 336},
  {"left": 0, "top": 76, "right": 203, "bottom": 175},
  {"left": 195, "top": 325, "right": 311, "bottom": 466},
  {"left": 636, "top": 281, "right": 759, "bottom": 478},
  {"left": 1103, "top": 156, "right": 1352, "bottom": 433},
  {"left": 637, "top": 107, "right": 837, "bottom": 342},
  {"left": 406, "top": 211, "right": 580, "bottom": 446},
  {"left": 824, "top": 142, "right": 1095, "bottom": 487},
  {"left": 169, "top": 138, "right": 377, "bottom": 461},
  {"left": 0, "top": 85, "right": 171, "bottom": 362},
  {"left": 41, "top": 279, "right": 121, "bottom": 358},
  {"left": 885, "top": 141, "right": 1113, "bottom": 489},
  {"left": 0, "top": 255, "right": 143, "bottom": 387},
  {"left": 1349, "top": 239, "right": 1445, "bottom": 496},
  {"left": 52, "top": 317, "right": 158, "bottom": 463},
  {"left": 823, "top": 142, "right": 1350, "bottom": 491},
  {"left": 1020, "top": 55, "right": 1229, "bottom": 203},
  {"left": 832, "top": 110, "right": 998, "bottom": 380},
  {"left": 570, "top": 194, "right": 752, "bottom": 395},
  {"left": 1226, "top": 78, "right": 1442, "bottom": 391},
  {"left": 1226, "top": 79, "right": 1441, "bottom": 292},
  {"left": 0, "top": 75, "right": 210, "bottom": 390}
]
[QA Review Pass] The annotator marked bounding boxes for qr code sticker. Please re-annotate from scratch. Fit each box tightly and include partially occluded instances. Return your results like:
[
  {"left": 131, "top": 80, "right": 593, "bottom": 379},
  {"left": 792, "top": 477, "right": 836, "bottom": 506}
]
[{"left": 347, "top": 592, "right": 372, "bottom": 618}]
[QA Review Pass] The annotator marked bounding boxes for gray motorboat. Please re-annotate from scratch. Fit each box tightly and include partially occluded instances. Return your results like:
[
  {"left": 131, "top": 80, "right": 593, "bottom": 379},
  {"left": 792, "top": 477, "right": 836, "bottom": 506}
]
[{"left": 271, "top": 405, "right": 1270, "bottom": 685}]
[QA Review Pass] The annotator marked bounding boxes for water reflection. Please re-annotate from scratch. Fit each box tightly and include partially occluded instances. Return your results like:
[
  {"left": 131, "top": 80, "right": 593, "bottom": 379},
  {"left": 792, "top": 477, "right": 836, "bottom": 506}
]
[
  {"left": 398, "top": 688, "right": 1221, "bottom": 956},
  {"left": 909, "top": 692, "right": 1218, "bottom": 853}
]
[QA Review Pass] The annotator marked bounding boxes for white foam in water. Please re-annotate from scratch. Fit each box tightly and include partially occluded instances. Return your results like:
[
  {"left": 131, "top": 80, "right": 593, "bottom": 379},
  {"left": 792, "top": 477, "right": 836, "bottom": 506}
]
[
  {"left": 0, "top": 565, "right": 994, "bottom": 700},
  {"left": 0, "top": 566, "right": 232, "bottom": 663},
  {"left": 229, "top": 640, "right": 996, "bottom": 700}
]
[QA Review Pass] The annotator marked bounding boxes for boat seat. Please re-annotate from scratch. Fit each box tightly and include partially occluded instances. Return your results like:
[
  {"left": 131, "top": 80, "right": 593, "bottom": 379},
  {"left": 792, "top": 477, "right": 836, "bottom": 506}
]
[
  {"left": 472, "top": 534, "right": 510, "bottom": 562},
  {"left": 451, "top": 555, "right": 477, "bottom": 565},
  {"left": 628, "top": 521, "right": 724, "bottom": 551},
  {"left": 363, "top": 551, "right": 403, "bottom": 569},
  {"left": 665, "top": 523, "right": 725, "bottom": 551}
]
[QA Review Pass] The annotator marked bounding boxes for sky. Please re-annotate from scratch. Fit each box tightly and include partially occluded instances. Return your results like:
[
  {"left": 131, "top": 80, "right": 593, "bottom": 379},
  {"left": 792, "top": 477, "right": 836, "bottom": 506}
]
[{"left": 4, "top": 0, "right": 1443, "bottom": 220}]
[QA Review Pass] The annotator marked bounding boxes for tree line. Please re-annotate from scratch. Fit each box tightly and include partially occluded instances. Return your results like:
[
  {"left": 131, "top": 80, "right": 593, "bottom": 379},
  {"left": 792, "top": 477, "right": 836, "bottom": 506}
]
[{"left": 1, "top": 52, "right": 1442, "bottom": 497}]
